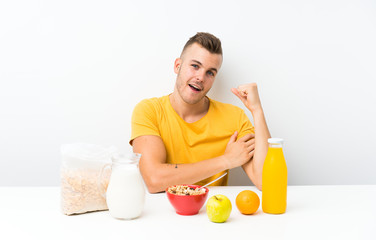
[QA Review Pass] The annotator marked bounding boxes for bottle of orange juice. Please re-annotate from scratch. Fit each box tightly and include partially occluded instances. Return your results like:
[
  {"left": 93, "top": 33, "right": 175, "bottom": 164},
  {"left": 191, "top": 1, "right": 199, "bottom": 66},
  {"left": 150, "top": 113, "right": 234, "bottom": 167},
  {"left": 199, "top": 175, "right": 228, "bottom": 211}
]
[{"left": 262, "top": 138, "right": 287, "bottom": 214}]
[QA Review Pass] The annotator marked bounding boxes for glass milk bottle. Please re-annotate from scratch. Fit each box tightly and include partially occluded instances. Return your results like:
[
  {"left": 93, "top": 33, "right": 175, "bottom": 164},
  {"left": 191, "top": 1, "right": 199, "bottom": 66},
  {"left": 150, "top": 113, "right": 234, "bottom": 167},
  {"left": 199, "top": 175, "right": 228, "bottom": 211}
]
[
  {"left": 101, "top": 152, "right": 145, "bottom": 219},
  {"left": 262, "top": 138, "right": 288, "bottom": 214}
]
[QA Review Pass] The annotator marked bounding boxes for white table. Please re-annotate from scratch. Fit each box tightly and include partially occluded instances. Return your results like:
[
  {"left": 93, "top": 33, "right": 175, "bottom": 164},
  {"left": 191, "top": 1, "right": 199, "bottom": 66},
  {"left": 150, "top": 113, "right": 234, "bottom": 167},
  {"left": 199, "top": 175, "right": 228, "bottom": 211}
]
[{"left": 1, "top": 186, "right": 375, "bottom": 240}]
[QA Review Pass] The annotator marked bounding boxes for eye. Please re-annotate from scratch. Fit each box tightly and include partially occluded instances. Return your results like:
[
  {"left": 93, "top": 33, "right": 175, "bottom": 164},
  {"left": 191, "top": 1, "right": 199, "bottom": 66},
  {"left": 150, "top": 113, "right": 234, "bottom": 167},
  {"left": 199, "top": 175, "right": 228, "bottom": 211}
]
[
  {"left": 207, "top": 71, "right": 215, "bottom": 77},
  {"left": 191, "top": 64, "right": 199, "bottom": 69}
]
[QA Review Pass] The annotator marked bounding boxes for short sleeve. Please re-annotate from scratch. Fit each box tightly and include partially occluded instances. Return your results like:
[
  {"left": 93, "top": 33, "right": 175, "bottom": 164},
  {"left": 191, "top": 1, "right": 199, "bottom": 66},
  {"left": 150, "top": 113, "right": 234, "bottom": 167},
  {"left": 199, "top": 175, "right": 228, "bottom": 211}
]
[
  {"left": 237, "top": 109, "right": 255, "bottom": 139},
  {"left": 130, "top": 99, "right": 161, "bottom": 145}
]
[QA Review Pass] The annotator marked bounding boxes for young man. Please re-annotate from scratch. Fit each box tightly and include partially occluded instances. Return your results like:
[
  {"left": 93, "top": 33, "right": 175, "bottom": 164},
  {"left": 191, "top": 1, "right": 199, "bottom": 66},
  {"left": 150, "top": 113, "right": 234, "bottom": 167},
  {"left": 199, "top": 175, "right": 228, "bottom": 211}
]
[{"left": 130, "top": 32, "right": 270, "bottom": 193}]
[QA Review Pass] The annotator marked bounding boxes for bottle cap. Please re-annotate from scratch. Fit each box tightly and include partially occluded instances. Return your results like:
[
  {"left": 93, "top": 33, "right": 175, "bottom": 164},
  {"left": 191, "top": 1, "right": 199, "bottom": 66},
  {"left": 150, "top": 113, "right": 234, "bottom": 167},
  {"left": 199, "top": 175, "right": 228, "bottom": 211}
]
[{"left": 268, "top": 138, "right": 284, "bottom": 144}]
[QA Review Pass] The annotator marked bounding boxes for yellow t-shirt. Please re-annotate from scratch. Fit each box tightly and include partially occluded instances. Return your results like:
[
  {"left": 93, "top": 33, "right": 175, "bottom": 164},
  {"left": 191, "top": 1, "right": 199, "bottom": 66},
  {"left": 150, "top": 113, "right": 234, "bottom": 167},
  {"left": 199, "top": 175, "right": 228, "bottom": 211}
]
[{"left": 130, "top": 95, "right": 254, "bottom": 186}]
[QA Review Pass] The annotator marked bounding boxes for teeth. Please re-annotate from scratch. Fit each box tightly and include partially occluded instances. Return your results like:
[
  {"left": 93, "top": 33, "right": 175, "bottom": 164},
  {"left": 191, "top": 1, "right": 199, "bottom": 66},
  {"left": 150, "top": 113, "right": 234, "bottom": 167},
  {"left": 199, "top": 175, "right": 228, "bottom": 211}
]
[{"left": 189, "top": 84, "right": 201, "bottom": 91}]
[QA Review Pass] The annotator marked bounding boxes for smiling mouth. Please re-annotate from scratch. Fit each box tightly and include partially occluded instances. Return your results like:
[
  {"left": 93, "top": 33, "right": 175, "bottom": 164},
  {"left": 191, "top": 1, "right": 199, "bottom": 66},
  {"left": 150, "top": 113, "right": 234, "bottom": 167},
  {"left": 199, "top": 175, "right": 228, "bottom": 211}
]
[{"left": 188, "top": 84, "right": 202, "bottom": 92}]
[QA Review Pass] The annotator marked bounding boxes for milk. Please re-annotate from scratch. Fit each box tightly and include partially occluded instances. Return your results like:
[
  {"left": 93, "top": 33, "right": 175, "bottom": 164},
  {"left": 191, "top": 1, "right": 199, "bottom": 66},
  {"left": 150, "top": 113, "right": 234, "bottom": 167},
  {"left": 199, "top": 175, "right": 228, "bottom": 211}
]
[{"left": 105, "top": 153, "right": 145, "bottom": 220}]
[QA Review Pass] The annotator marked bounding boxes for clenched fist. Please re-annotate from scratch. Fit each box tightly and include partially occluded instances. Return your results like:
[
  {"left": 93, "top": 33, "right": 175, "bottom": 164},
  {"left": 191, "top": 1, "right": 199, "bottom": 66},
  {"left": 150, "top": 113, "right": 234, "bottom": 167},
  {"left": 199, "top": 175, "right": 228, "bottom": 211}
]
[{"left": 231, "top": 83, "right": 262, "bottom": 113}]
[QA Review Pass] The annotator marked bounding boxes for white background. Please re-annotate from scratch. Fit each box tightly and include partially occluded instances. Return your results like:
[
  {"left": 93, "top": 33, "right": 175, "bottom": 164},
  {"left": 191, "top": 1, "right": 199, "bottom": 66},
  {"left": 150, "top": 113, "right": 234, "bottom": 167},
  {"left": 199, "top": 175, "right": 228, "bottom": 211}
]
[{"left": 1, "top": 0, "right": 375, "bottom": 186}]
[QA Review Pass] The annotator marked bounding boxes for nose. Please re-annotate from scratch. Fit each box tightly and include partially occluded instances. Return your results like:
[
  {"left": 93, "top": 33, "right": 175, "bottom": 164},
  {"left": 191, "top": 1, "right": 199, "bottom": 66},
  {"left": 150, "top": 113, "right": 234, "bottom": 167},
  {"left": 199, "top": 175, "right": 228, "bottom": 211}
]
[{"left": 195, "top": 70, "right": 205, "bottom": 82}]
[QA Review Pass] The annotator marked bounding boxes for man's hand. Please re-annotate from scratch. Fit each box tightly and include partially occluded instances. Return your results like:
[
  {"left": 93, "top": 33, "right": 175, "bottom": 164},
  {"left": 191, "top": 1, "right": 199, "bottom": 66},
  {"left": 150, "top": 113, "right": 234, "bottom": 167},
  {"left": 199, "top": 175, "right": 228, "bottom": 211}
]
[
  {"left": 231, "top": 83, "right": 262, "bottom": 113},
  {"left": 222, "top": 131, "right": 255, "bottom": 169},
  {"left": 231, "top": 82, "right": 270, "bottom": 190}
]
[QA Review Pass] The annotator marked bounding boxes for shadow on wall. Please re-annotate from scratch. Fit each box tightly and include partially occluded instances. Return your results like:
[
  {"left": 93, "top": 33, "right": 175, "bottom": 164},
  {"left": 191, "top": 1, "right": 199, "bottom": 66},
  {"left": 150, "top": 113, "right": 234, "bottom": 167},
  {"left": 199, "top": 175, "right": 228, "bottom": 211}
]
[{"left": 228, "top": 167, "right": 254, "bottom": 186}]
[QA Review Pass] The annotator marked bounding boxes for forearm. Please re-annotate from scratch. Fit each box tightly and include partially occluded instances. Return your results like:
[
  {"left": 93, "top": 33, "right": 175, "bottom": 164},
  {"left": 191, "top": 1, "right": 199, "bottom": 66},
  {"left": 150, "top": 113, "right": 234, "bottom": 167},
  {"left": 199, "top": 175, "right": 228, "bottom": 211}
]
[
  {"left": 243, "top": 108, "right": 270, "bottom": 190},
  {"left": 141, "top": 156, "right": 228, "bottom": 193}
]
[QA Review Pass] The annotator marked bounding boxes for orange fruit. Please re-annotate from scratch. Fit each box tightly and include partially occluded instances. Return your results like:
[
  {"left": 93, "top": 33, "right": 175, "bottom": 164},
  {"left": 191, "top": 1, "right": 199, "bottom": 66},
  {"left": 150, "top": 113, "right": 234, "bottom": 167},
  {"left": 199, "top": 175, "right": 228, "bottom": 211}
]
[{"left": 235, "top": 190, "right": 260, "bottom": 215}]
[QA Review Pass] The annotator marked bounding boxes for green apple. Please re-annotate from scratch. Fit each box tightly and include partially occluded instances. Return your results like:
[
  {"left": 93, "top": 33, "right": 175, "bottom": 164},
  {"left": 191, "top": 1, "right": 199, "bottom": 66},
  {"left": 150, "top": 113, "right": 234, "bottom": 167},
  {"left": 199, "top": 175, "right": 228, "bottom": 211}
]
[{"left": 206, "top": 194, "right": 232, "bottom": 223}]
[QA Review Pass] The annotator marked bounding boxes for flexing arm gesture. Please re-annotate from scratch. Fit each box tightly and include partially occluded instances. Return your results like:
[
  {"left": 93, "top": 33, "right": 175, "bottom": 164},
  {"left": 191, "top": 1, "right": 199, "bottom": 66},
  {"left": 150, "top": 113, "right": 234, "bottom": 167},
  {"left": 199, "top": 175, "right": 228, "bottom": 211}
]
[{"left": 231, "top": 83, "right": 271, "bottom": 190}]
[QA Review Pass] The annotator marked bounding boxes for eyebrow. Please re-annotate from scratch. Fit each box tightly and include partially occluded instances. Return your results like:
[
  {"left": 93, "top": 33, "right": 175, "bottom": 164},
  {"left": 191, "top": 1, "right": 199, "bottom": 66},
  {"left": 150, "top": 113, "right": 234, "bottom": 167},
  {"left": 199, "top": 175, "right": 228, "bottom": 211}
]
[{"left": 191, "top": 60, "right": 218, "bottom": 73}]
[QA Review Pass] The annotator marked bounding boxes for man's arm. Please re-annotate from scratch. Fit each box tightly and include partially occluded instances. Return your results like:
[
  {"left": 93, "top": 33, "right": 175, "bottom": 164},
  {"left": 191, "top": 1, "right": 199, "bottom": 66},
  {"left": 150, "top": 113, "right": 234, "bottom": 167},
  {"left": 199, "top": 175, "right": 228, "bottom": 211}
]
[
  {"left": 132, "top": 131, "right": 255, "bottom": 193},
  {"left": 232, "top": 83, "right": 271, "bottom": 190}
]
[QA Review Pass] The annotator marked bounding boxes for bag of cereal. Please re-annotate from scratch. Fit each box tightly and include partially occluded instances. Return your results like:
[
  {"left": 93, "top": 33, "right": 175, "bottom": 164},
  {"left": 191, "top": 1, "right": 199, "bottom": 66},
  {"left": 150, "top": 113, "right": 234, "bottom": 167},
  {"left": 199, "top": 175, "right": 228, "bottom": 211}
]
[{"left": 60, "top": 143, "right": 117, "bottom": 215}]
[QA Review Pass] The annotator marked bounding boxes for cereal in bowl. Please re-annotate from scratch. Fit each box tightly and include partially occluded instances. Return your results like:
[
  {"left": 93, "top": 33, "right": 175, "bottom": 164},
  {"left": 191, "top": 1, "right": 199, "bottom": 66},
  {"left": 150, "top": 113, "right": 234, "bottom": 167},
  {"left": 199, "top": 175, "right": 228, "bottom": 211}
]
[{"left": 167, "top": 185, "right": 206, "bottom": 195}]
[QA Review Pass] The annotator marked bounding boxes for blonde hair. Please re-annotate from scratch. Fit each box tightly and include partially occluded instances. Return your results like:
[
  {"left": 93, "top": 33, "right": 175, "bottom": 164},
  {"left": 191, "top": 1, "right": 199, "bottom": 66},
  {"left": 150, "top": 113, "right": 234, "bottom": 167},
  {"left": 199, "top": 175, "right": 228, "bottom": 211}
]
[{"left": 181, "top": 32, "right": 222, "bottom": 56}]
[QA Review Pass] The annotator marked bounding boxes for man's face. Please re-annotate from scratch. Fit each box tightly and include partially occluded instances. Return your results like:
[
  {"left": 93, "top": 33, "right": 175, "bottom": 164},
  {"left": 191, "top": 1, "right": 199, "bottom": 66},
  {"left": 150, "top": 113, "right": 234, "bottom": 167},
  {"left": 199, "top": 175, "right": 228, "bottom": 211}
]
[{"left": 174, "top": 43, "right": 223, "bottom": 105}]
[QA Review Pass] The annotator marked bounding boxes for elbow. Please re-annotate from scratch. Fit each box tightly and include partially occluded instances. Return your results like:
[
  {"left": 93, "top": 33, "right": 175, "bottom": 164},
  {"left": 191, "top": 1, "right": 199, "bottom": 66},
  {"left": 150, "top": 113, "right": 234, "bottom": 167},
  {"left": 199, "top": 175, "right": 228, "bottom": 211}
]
[
  {"left": 146, "top": 183, "right": 163, "bottom": 194},
  {"left": 248, "top": 166, "right": 262, "bottom": 191},
  {"left": 251, "top": 175, "right": 262, "bottom": 191},
  {"left": 142, "top": 173, "right": 165, "bottom": 194},
  {"left": 252, "top": 172, "right": 262, "bottom": 191},
  {"left": 255, "top": 182, "right": 262, "bottom": 191}
]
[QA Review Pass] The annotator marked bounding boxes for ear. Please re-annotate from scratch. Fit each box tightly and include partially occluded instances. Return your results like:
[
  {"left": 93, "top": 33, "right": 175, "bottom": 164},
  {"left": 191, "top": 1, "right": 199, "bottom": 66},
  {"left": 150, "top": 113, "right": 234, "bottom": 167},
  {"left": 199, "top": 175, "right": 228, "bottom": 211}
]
[{"left": 174, "top": 58, "right": 182, "bottom": 74}]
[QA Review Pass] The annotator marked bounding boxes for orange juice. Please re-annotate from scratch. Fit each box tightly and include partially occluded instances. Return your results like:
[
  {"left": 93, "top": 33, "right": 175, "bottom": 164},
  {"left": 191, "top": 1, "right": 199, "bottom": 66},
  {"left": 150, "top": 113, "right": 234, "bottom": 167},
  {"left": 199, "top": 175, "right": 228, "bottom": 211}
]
[{"left": 262, "top": 138, "right": 287, "bottom": 214}]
